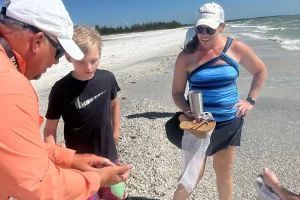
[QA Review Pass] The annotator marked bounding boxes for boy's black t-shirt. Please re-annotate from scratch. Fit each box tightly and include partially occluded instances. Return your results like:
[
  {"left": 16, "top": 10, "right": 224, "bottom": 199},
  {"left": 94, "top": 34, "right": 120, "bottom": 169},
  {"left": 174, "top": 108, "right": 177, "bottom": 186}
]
[{"left": 46, "top": 69, "right": 120, "bottom": 161}]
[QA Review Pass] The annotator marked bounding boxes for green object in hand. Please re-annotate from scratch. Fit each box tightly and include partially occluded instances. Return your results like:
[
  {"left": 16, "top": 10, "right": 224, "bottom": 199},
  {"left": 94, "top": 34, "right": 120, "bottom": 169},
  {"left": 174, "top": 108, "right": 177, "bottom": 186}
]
[{"left": 110, "top": 182, "right": 125, "bottom": 199}]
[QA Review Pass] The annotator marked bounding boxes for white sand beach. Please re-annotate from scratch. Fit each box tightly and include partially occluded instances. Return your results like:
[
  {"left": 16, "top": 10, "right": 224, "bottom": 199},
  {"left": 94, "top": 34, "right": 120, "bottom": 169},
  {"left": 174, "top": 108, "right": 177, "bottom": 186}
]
[{"left": 31, "top": 26, "right": 300, "bottom": 199}]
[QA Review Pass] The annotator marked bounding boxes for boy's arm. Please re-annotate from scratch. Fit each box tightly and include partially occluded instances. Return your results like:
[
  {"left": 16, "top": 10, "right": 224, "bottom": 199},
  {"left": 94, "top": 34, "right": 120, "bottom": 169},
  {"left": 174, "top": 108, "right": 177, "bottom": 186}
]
[
  {"left": 110, "top": 98, "right": 120, "bottom": 145},
  {"left": 44, "top": 119, "right": 59, "bottom": 144},
  {"left": 44, "top": 85, "right": 71, "bottom": 166},
  {"left": 109, "top": 72, "right": 121, "bottom": 145}
]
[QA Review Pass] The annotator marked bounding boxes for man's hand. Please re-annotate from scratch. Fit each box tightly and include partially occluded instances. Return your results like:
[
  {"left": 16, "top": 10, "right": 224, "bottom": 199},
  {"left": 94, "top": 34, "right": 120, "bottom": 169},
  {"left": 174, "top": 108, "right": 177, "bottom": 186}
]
[
  {"left": 71, "top": 154, "right": 115, "bottom": 172},
  {"left": 97, "top": 164, "right": 132, "bottom": 187}
]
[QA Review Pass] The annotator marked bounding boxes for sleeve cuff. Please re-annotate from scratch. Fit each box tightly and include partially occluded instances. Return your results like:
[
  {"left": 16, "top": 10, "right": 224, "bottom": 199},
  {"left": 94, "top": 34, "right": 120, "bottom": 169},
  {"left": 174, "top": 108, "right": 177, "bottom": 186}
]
[
  {"left": 82, "top": 171, "right": 101, "bottom": 194},
  {"left": 54, "top": 144, "right": 76, "bottom": 168}
]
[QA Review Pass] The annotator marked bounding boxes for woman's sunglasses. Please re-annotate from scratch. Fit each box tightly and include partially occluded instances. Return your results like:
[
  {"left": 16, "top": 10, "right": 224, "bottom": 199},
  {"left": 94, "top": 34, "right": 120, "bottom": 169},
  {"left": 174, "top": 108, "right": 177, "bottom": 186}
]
[{"left": 195, "top": 26, "right": 216, "bottom": 35}]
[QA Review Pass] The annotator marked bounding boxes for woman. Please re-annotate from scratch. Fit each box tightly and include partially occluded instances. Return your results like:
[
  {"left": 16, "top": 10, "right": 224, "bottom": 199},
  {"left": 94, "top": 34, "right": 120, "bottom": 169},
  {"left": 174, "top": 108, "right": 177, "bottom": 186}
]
[{"left": 171, "top": 2, "right": 267, "bottom": 200}]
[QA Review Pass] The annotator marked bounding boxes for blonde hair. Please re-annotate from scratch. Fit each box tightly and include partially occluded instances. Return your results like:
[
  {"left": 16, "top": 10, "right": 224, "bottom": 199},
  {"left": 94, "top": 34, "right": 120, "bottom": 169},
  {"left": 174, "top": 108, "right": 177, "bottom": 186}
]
[{"left": 73, "top": 25, "right": 102, "bottom": 55}]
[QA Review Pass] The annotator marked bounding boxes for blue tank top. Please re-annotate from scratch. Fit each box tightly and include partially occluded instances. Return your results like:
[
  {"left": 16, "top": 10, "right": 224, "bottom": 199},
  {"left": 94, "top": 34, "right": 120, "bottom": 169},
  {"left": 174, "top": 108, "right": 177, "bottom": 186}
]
[{"left": 188, "top": 38, "right": 239, "bottom": 122}]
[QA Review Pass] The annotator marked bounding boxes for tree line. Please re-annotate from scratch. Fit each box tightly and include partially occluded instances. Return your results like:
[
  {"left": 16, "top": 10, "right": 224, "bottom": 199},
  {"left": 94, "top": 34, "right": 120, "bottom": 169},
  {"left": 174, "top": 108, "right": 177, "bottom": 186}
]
[{"left": 95, "top": 20, "right": 184, "bottom": 35}]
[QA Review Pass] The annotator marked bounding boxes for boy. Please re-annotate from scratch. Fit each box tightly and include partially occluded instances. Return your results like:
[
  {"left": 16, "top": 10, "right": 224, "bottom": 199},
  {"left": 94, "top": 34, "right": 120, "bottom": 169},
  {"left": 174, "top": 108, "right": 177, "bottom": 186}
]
[{"left": 44, "top": 25, "right": 126, "bottom": 200}]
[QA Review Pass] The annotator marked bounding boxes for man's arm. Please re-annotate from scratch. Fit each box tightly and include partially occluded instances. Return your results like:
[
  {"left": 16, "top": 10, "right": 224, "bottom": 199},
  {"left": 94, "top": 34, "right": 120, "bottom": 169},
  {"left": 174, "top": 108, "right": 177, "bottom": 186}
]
[
  {"left": 110, "top": 97, "right": 120, "bottom": 145},
  {"left": 0, "top": 94, "right": 100, "bottom": 199},
  {"left": 43, "top": 85, "right": 75, "bottom": 167},
  {"left": 44, "top": 119, "right": 59, "bottom": 144}
]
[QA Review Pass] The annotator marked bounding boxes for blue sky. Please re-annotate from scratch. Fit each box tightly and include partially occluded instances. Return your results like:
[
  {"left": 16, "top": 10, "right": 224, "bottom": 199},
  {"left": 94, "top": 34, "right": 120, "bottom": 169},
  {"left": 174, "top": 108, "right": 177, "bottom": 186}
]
[{"left": 1, "top": 0, "right": 300, "bottom": 27}]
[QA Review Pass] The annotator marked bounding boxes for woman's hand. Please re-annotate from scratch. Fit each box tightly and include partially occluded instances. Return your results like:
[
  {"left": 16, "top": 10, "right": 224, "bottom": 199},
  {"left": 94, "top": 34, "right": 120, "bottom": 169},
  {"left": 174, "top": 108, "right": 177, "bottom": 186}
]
[
  {"left": 233, "top": 100, "right": 253, "bottom": 118},
  {"left": 183, "top": 110, "right": 195, "bottom": 121},
  {"left": 182, "top": 111, "right": 208, "bottom": 124}
]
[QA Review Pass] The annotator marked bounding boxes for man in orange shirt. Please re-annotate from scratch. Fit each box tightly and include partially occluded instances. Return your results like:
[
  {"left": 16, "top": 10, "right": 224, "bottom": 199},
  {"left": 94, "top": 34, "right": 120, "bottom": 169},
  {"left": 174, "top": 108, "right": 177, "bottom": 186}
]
[{"left": 0, "top": 0, "right": 131, "bottom": 199}]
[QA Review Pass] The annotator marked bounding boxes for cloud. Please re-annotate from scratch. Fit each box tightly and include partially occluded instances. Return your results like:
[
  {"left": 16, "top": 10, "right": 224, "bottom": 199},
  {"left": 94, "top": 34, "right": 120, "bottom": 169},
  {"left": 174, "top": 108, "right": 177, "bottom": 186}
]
[{"left": 124, "top": 20, "right": 130, "bottom": 27}]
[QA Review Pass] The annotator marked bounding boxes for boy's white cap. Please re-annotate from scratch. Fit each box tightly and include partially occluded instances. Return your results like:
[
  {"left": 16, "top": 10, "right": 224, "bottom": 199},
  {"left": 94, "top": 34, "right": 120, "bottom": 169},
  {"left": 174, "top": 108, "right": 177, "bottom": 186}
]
[
  {"left": 195, "top": 2, "right": 224, "bottom": 29},
  {"left": 184, "top": 27, "right": 196, "bottom": 47},
  {"left": 1, "top": 0, "right": 84, "bottom": 60}
]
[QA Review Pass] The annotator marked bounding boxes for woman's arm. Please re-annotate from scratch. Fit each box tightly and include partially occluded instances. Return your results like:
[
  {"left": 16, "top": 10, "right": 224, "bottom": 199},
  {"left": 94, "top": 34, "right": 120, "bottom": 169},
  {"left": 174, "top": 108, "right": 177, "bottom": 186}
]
[
  {"left": 172, "top": 52, "right": 191, "bottom": 115},
  {"left": 238, "top": 40, "right": 267, "bottom": 100},
  {"left": 233, "top": 41, "right": 267, "bottom": 117}
]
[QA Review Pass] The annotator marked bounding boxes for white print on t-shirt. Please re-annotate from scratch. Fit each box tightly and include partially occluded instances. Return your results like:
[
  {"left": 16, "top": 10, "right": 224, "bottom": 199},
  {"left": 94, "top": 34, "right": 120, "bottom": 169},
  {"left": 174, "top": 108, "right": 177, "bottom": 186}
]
[{"left": 75, "top": 90, "right": 107, "bottom": 109}]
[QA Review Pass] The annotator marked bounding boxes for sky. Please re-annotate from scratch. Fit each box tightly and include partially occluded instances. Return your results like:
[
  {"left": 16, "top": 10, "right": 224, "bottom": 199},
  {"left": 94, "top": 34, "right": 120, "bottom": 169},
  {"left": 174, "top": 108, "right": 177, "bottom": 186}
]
[{"left": 1, "top": 0, "right": 300, "bottom": 27}]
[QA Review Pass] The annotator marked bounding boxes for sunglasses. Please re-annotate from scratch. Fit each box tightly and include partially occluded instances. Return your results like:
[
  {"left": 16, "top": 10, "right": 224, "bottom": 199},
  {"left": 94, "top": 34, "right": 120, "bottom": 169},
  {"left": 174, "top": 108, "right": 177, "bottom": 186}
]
[
  {"left": 1, "top": 16, "right": 65, "bottom": 60},
  {"left": 27, "top": 25, "right": 65, "bottom": 60},
  {"left": 195, "top": 26, "right": 216, "bottom": 35}
]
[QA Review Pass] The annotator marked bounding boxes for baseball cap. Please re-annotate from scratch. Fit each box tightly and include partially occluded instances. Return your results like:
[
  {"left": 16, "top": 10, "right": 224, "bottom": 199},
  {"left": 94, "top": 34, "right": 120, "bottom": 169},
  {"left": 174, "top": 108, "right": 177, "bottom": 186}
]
[
  {"left": 1, "top": 0, "right": 84, "bottom": 60},
  {"left": 195, "top": 2, "right": 224, "bottom": 29}
]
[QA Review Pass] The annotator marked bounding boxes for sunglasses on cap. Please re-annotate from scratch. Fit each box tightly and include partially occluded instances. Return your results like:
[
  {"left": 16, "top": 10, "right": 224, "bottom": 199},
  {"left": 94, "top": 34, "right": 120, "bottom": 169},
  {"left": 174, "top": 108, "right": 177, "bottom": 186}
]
[
  {"left": 195, "top": 25, "right": 216, "bottom": 35},
  {"left": 0, "top": 16, "right": 65, "bottom": 60}
]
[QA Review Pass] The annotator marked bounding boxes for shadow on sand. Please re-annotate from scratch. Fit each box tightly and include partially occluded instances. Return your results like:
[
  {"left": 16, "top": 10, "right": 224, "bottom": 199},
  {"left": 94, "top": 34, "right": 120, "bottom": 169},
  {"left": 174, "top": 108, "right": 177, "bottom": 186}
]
[
  {"left": 126, "top": 197, "right": 159, "bottom": 200},
  {"left": 126, "top": 112, "right": 174, "bottom": 120}
]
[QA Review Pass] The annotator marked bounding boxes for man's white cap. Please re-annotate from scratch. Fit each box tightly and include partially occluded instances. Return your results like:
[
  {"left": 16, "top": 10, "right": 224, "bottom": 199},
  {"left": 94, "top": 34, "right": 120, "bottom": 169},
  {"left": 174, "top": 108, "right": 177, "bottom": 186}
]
[
  {"left": 184, "top": 27, "right": 196, "bottom": 47},
  {"left": 195, "top": 2, "right": 224, "bottom": 29},
  {"left": 2, "top": 0, "right": 84, "bottom": 60}
]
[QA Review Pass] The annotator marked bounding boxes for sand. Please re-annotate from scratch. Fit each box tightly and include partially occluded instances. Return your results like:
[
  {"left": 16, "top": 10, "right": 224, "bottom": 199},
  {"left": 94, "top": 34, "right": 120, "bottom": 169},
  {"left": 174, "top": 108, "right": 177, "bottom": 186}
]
[{"left": 30, "top": 26, "right": 300, "bottom": 199}]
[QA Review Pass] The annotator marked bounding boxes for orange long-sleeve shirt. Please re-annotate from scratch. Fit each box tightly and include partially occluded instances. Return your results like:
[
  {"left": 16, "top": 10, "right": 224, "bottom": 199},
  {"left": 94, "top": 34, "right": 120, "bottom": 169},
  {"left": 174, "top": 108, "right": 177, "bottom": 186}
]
[{"left": 0, "top": 44, "right": 100, "bottom": 199}]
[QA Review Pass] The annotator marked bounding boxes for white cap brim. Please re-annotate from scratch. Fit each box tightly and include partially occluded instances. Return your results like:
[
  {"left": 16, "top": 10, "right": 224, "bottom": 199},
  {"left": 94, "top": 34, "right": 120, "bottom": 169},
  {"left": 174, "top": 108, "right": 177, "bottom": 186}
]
[
  {"left": 58, "top": 38, "right": 84, "bottom": 60},
  {"left": 195, "top": 19, "right": 220, "bottom": 29}
]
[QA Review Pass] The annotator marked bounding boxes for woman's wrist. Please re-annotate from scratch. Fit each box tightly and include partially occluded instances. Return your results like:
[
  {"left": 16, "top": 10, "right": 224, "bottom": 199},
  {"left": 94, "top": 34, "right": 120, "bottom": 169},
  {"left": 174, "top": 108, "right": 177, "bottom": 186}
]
[{"left": 183, "top": 110, "right": 192, "bottom": 115}]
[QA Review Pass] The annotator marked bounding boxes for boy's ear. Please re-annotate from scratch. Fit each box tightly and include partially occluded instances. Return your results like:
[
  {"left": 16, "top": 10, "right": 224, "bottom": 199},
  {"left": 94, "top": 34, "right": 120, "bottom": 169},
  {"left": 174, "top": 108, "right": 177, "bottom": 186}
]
[{"left": 65, "top": 54, "right": 72, "bottom": 63}]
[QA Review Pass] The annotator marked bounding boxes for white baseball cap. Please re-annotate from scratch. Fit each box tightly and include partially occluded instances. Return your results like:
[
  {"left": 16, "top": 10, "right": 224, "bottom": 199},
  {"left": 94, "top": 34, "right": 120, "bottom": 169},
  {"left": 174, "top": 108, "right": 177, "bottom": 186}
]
[
  {"left": 195, "top": 2, "right": 224, "bottom": 29},
  {"left": 1, "top": 0, "right": 84, "bottom": 60}
]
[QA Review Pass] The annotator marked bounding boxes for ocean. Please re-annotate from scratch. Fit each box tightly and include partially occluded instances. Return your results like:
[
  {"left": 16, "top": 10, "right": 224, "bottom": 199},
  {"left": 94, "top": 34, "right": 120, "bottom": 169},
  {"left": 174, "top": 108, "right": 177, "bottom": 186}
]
[{"left": 226, "top": 14, "right": 300, "bottom": 51}]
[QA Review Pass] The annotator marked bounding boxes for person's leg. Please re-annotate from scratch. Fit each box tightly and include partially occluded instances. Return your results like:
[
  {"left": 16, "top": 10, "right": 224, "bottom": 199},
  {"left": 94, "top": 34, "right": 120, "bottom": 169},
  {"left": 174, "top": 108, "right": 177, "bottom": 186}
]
[
  {"left": 213, "top": 146, "right": 236, "bottom": 200},
  {"left": 173, "top": 158, "right": 207, "bottom": 200}
]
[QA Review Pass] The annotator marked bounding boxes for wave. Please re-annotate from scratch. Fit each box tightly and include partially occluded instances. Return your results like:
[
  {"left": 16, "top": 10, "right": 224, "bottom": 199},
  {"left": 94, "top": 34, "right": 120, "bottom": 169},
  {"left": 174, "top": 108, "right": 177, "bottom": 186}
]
[
  {"left": 282, "top": 19, "right": 300, "bottom": 24},
  {"left": 229, "top": 15, "right": 300, "bottom": 51},
  {"left": 228, "top": 24, "right": 258, "bottom": 28},
  {"left": 240, "top": 33, "right": 300, "bottom": 51},
  {"left": 257, "top": 26, "right": 285, "bottom": 31},
  {"left": 229, "top": 24, "right": 285, "bottom": 31},
  {"left": 281, "top": 39, "right": 300, "bottom": 50},
  {"left": 239, "top": 33, "right": 268, "bottom": 40}
]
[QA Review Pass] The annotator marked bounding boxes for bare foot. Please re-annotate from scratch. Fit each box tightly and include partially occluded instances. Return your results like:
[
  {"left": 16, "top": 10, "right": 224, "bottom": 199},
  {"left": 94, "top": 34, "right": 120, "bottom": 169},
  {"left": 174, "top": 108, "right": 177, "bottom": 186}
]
[{"left": 263, "top": 168, "right": 279, "bottom": 189}]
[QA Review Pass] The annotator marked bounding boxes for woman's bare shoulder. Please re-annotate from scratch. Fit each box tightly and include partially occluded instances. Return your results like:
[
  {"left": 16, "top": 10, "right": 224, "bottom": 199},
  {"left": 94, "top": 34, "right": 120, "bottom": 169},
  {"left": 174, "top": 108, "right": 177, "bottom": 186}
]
[
  {"left": 230, "top": 38, "right": 252, "bottom": 52},
  {"left": 175, "top": 50, "right": 194, "bottom": 69}
]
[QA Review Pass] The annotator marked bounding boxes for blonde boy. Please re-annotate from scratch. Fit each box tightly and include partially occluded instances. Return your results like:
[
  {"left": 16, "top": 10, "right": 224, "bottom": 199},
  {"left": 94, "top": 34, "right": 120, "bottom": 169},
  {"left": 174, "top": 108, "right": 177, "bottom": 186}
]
[{"left": 44, "top": 25, "right": 126, "bottom": 199}]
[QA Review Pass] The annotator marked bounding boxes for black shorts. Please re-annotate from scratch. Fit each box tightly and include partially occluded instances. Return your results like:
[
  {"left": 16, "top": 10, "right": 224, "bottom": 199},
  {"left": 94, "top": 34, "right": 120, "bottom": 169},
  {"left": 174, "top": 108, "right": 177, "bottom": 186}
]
[{"left": 165, "top": 112, "right": 244, "bottom": 156}]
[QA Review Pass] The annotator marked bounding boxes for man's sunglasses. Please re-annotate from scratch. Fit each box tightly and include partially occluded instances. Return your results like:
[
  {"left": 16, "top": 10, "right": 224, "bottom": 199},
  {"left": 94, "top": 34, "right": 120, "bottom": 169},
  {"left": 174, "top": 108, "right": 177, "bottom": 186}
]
[
  {"left": 1, "top": 16, "right": 65, "bottom": 60},
  {"left": 195, "top": 26, "right": 216, "bottom": 35},
  {"left": 28, "top": 25, "right": 65, "bottom": 60}
]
